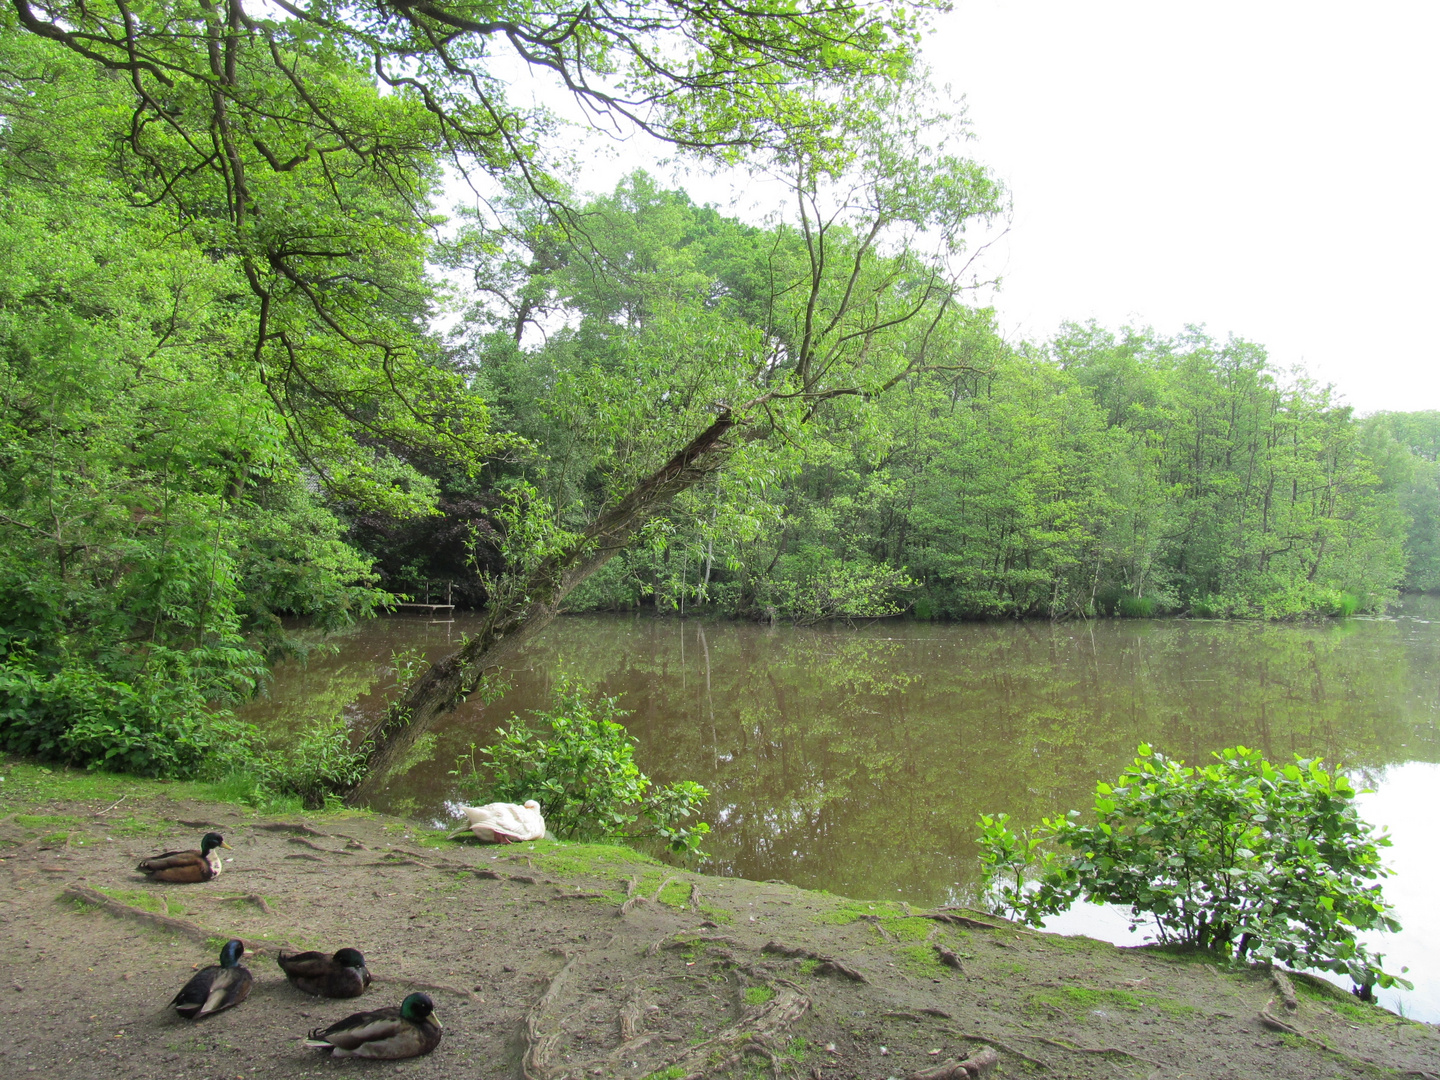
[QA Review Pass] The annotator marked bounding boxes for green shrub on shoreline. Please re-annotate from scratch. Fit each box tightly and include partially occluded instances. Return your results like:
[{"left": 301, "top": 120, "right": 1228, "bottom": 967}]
[
  {"left": 978, "top": 744, "right": 1408, "bottom": 998},
  {"left": 451, "top": 681, "right": 711, "bottom": 855}
]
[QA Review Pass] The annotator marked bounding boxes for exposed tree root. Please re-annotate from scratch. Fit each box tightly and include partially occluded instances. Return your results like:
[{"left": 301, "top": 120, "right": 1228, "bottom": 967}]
[
  {"left": 907, "top": 1046, "right": 999, "bottom": 1080},
  {"left": 898, "top": 1012, "right": 1048, "bottom": 1070},
  {"left": 933, "top": 943, "right": 965, "bottom": 971},
  {"left": 62, "top": 884, "right": 211, "bottom": 943},
  {"left": 1270, "top": 969, "right": 1299, "bottom": 1011},
  {"left": 551, "top": 891, "right": 606, "bottom": 901},
  {"left": 618, "top": 874, "right": 679, "bottom": 917},
  {"left": 920, "top": 911, "right": 1030, "bottom": 934},
  {"left": 1258, "top": 999, "right": 1423, "bottom": 1077},
  {"left": 286, "top": 836, "right": 350, "bottom": 854},
  {"left": 619, "top": 987, "right": 647, "bottom": 1041},
  {"left": 1016, "top": 1033, "right": 1159, "bottom": 1068},
  {"left": 370, "top": 973, "right": 478, "bottom": 1001},
  {"left": 762, "top": 941, "right": 866, "bottom": 982},
  {"left": 662, "top": 934, "right": 739, "bottom": 951},
  {"left": 858, "top": 914, "right": 894, "bottom": 941},
  {"left": 254, "top": 821, "right": 328, "bottom": 836},
  {"left": 653, "top": 983, "right": 810, "bottom": 1080},
  {"left": 1259, "top": 998, "right": 1303, "bottom": 1035},
  {"left": 950, "top": 1035, "right": 1049, "bottom": 1070},
  {"left": 519, "top": 950, "right": 578, "bottom": 1080}
]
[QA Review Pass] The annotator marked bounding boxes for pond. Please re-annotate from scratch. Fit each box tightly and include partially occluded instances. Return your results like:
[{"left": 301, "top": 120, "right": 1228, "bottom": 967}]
[{"left": 241, "top": 598, "right": 1440, "bottom": 1019}]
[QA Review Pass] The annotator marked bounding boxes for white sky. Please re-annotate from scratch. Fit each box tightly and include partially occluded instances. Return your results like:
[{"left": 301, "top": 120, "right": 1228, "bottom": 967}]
[
  {"left": 477, "top": 1, "right": 1440, "bottom": 415},
  {"left": 927, "top": 0, "right": 1440, "bottom": 414}
]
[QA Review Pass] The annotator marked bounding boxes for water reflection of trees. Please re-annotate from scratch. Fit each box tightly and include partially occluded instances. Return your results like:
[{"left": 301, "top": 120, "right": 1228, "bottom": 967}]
[
  {"left": 493, "top": 615, "right": 1440, "bottom": 904},
  {"left": 253, "top": 611, "right": 1440, "bottom": 905}
]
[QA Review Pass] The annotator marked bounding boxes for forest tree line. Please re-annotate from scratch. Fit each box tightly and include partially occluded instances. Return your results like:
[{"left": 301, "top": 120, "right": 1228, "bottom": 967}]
[
  {"left": 0, "top": 5, "right": 1436, "bottom": 787},
  {"left": 384, "top": 173, "right": 1438, "bottom": 625}
]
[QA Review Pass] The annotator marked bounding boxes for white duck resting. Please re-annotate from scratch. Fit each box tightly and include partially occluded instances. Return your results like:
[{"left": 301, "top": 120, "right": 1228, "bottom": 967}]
[{"left": 453, "top": 800, "right": 546, "bottom": 843}]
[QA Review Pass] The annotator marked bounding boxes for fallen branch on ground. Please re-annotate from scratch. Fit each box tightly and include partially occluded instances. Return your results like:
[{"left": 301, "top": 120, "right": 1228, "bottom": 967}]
[{"left": 93, "top": 795, "right": 127, "bottom": 817}]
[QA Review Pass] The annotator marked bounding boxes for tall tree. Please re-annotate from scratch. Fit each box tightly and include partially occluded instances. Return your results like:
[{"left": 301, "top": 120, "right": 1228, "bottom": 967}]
[
  {"left": 5, "top": 1, "right": 982, "bottom": 794},
  {"left": 353, "top": 87, "right": 1006, "bottom": 799}
]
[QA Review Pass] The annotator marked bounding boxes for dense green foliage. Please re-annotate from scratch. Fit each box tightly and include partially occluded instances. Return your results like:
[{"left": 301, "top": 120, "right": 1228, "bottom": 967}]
[
  {"left": 2, "top": 0, "right": 1438, "bottom": 814},
  {"left": 978, "top": 745, "right": 1407, "bottom": 995},
  {"left": 465, "top": 212, "right": 1417, "bottom": 620},
  {"left": 0, "top": 35, "right": 419, "bottom": 780},
  {"left": 1360, "top": 412, "right": 1440, "bottom": 592},
  {"left": 452, "top": 683, "right": 711, "bottom": 853}
]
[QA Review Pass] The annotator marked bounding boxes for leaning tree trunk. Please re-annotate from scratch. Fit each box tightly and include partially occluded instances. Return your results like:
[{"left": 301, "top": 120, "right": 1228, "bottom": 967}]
[{"left": 345, "top": 411, "right": 737, "bottom": 804}]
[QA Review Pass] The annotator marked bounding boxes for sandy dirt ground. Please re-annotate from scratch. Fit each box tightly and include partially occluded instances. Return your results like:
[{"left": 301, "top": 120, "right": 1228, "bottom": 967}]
[{"left": 2, "top": 789, "right": 1438, "bottom": 1080}]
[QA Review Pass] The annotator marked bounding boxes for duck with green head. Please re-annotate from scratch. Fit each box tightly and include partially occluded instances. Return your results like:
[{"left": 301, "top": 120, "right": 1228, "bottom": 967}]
[
  {"left": 304, "top": 991, "right": 442, "bottom": 1059},
  {"left": 137, "top": 832, "right": 229, "bottom": 883},
  {"left": 171, "top": 938, "right": 252, "bottom": 1019},
  {"left": 277, "top": 947, "right": 372, "bottom": 998}
]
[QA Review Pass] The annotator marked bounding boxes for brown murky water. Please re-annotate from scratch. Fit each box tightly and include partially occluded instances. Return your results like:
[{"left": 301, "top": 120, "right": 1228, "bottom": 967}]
[{"left": 241, "top": 599, "right": 1440, "bottom": 1016}]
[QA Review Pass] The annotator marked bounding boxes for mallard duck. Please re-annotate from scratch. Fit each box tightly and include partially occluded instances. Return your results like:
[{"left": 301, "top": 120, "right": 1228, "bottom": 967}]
[
  {"left": 171, "top": 938, "right": 253, "bottom": 1019},
  {"left": 451, "top": 800, "right": 545, "bottom": 843},
  {"left": 304, "top": 991, "right": 442, "bottom": 1059},
  {"left": 277, "top": 947, "right": 372, "bottom": 998},
  {"left": 137, "top": 832, "right": 229, "bottom": 882}
]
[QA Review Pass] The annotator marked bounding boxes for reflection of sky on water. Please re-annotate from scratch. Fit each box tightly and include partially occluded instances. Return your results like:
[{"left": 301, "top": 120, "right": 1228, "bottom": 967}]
[
  {"left": 1356, "top": 761, "right": 1440, "bottom": 1020},
  {"left": 1044, "top": 760, "right": 1440, "bottom": 1022}
]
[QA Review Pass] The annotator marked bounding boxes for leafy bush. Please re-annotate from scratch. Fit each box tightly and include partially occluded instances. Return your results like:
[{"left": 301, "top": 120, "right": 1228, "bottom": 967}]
[
  {"left": 250, "top": 718, "right": 369, "bottom": 810},
  {"left": 0, "top": 651, "right": 258, "bottom": 777},
  {"left": 452, "top": 681, "right": 711, "bottom": 854},
  {"left": 978, "top": 745, "right": 1408, "bottom": 996},
  {"left": 1116, "top": 595, "right": 1157, "bottom": 618}
]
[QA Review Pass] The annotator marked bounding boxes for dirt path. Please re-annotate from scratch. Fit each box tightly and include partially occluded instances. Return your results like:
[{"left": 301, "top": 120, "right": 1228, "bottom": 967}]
[{"left": 1, "top": 788, "right": 1437, "bottom": 1080}]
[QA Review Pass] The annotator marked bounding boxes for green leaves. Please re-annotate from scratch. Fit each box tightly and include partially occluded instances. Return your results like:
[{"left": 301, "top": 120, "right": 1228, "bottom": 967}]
[
  {"left": 454, "top": 680, "right": 711, "bottom": 854},
  {"left": 977, "top": 744, "right": 1408, "bottom": 995}
]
